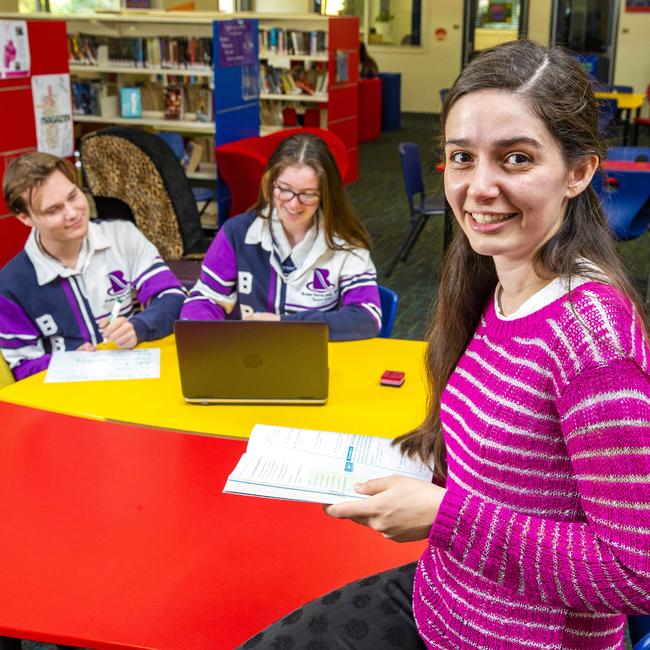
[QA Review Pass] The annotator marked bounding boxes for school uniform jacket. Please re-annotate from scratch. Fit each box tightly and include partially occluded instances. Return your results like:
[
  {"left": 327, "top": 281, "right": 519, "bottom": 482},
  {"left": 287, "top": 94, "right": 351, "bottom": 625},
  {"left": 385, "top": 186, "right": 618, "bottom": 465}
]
[
  {"left": 0, "top": 219, "right": 185, "bottom": 380},
  {"left": 180, "top": 210, "right": 381, "bottom": 340}
]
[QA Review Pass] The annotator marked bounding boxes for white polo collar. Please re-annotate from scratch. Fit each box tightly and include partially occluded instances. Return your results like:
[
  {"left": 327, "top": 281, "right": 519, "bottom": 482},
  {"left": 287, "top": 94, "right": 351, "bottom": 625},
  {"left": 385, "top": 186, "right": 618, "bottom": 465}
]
[{"left": 25, "top": 220, "right": 110, "bottom": 286}]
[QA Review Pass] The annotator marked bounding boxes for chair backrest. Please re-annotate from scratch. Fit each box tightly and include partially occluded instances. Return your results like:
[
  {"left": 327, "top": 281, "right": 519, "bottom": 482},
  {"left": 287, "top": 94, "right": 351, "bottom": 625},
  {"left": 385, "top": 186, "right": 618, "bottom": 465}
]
[
  {"left": 215, "top": 127, "right": 350, "bottom": 219},
  {"left": 607, "top": 146, "right": 650, "bottom": 162},
  {"left": 612, "top": 85, "right": 634, "bottom": 93},
  {"left": 629, "top": 615, "right": 650, "bottom": 648},
  {"left": 398, "top": 142, "right": 425, "bottom": 214},
  {"left": 378, "top": 285, "right": 398, "bottom": 338},
  {"left": 592, "top": 169, "right": 650, "bottom": 240},
  {"left": 0, "top": 354, "right": 15, "bottom": 389},
  {"left": 81, "top": 126, "right": 211, "bottom": 260},
  {"left": 598, "top": 98, "right": 618, "bottom": 135},
  {"left": 156, "top": 131, "right": 185, "bottom": 160}
]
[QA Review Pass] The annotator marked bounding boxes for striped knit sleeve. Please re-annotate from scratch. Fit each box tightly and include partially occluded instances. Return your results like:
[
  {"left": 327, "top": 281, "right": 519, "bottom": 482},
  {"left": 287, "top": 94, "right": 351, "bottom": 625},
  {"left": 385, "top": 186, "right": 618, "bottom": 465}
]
[
  {"left": 429, "top": 358, "right": 650, "bottom": 613},
  {"left": 179, "top": 227, "right": 236, "bottom": 321}
]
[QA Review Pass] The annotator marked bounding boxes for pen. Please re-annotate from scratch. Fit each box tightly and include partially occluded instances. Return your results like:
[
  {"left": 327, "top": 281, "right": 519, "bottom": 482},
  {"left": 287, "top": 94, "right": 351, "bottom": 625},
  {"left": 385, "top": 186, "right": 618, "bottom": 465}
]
[{"left": 108, "top": 297, "right": 123, "bottom": 324}]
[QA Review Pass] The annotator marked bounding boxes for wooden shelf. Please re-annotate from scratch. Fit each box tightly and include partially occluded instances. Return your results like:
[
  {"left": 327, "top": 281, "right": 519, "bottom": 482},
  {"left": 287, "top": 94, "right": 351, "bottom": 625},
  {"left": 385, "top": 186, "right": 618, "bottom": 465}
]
[
  {"left": 73, "top": 114, "right": 215, "bottom": 133},
  {"left": 260, "top": 92, "right": 328, "bottom": 103},
  {"left": 259, "top": 52, "right": 328, "bottom": 63},
  {"left": 260, "top": 124, "right": 287, "bottom": 135},
  {"left": 70, "top": 64, "right": 213, "bottom": 78},
  {"left": 187, "top": 170, "right": 216, "bottom": 180}
]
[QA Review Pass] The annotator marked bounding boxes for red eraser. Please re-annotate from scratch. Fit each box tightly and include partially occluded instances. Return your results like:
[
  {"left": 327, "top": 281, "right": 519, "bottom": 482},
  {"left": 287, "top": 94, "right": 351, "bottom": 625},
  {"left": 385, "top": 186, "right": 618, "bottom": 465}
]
[{"left": 381, "top": 370, "right": 405, "bottom": 387}]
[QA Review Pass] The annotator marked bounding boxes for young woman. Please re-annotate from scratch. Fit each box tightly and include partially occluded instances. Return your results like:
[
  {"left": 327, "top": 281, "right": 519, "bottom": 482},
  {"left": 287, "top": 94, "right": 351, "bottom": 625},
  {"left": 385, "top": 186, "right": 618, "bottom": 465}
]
[
  {"left": 239, "top": 40, "right": 650, "bottom": 650},
  {"left": 180, "top": 133, "right": 381, "bottom": 340}
]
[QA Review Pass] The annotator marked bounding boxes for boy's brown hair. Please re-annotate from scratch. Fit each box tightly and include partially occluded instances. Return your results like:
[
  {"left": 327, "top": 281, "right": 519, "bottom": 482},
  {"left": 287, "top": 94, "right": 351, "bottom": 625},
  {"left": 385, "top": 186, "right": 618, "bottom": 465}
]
[{"left": 3, "top": 152, "right": 77, "bottom": 216}]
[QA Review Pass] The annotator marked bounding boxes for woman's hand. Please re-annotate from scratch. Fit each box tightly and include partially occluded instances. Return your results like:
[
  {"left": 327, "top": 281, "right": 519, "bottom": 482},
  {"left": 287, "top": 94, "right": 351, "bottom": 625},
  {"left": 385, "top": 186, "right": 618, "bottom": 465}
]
[
  {"left": 243, "top": 312, "right": 281, "bottom": 322},
  {"left": 324, "top": 475, "right": 446, "bottom": 542},
  {"left": 98, "top": 316, "right": 138, "bottom": 349}
]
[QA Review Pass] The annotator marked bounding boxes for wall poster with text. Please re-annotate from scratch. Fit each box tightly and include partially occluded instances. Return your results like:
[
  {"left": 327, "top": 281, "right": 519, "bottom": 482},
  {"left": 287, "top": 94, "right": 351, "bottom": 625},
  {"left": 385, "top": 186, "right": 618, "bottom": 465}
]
[
  {"left": 626, "top": 0, "right": 650, "bottom": 11},
  {"left": 31, "top": 73, "right": 74, "bottom": 157}
]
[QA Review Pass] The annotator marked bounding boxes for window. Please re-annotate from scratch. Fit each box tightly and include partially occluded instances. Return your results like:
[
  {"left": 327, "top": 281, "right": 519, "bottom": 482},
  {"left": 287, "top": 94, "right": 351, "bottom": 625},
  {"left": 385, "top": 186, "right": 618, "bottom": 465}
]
[{"left": 320, "top": 0, "right": 422, "bottom": 47}]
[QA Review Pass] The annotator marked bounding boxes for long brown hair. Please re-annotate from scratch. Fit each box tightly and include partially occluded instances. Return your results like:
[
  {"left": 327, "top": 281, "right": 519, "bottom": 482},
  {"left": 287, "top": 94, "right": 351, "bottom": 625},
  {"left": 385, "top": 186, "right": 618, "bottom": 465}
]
[
  {"left": 397, "top": 39, "right": 650, "bottom": 480},
  {"left": 253, "top": 133, "right": 371, "bottom": 250}
]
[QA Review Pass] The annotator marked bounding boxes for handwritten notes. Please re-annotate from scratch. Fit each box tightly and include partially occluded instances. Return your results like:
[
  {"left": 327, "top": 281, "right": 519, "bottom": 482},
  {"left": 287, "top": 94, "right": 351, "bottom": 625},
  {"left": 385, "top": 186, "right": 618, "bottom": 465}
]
[{"left": 45, "top": 349, "right": 160, "bottom": 383}]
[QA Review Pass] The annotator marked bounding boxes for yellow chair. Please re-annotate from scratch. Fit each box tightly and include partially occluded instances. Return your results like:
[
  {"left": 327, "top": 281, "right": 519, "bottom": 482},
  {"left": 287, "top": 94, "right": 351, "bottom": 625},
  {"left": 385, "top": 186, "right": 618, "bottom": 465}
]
[{"left": 0, "top": 355, "right": 15, "bottom": 389}]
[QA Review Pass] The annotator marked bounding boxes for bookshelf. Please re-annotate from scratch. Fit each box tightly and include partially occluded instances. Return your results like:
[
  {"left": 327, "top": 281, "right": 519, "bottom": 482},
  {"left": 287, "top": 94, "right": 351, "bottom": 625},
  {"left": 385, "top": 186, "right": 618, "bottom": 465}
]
[
  {"left": 1, "top": 12, "right": 359, "bottom": 184},
  {"left": 257, "top": 14, "right": 359, "bottom": 180}
]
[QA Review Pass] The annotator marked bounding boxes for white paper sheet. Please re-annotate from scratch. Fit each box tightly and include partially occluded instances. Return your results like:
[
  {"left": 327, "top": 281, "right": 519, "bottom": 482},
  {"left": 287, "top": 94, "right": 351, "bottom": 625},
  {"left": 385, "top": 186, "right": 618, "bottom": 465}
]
[{"left": 44, "top": 349, "right": 160, "bottom": 383}]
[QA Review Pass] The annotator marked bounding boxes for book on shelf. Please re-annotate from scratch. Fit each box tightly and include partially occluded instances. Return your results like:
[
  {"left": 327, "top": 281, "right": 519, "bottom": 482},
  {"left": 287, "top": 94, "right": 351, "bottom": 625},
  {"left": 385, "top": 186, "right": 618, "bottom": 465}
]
[
  {"left": 164, "top": 85, "right": 184, "bottom": 120},
  {"left": 68, "top": 33, "right": 213, "bottom": 70},
  {"left": 120, "top": 87, "right": 142, "bottom": 118},
  {"left": 184, "top": 140, "right": 204, "bottom": 174},
  {"left": 223, "top": 424, "right": 434, "bottom": 505},
  {"left": 259, "top": 63, "right": 327, "bottom": 97},
  {"left": 259, "top": 28, "right": 327, "bottom": 57}
]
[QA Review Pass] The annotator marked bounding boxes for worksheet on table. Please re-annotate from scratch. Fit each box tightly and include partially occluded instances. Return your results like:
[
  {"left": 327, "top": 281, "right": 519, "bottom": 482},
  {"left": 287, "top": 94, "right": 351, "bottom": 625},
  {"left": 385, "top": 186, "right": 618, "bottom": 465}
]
[{"left": 44, "top": 349, "right": 161, "bottom": 383}]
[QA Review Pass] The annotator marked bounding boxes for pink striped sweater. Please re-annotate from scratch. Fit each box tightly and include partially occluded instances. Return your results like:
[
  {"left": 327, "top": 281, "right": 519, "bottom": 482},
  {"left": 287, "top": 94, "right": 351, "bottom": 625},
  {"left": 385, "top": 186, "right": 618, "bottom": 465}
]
[{"left": 414, "top": 281, "right": 650, "bottom": 649}]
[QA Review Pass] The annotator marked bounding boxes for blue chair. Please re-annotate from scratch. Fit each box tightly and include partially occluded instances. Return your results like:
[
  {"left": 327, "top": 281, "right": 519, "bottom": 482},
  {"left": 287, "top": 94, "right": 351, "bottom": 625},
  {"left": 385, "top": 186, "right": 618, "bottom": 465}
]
[
  {"left": 598, "top": 98, "right": 619, "bottom": 137},
  {"left": 630, "top": 615, "right": 650, "bottom": 649},
  {"left": 385, "top": 142, "right": 448, "bottom": 278},
  {"left": 607, "top": 146, "right": 650, "bottom": 162},
  {"left": 377, "top": 285, "right": 398, "bottom": 338},
  {"left": 157, "top": 131, "right": 216, "bottom": 218},
  {"left": 592, "top": 167, "right": 650, "bottom": 304}
]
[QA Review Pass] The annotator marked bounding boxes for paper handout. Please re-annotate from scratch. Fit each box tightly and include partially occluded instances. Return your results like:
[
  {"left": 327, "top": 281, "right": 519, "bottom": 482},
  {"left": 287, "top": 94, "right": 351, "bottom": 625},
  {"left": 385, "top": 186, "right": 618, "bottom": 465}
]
[
  {"left": 44, "top": 349, "right": 160, "bottom": 383},
  {"left": 223, "top": 424, "right": 434, "bottom": 505}
]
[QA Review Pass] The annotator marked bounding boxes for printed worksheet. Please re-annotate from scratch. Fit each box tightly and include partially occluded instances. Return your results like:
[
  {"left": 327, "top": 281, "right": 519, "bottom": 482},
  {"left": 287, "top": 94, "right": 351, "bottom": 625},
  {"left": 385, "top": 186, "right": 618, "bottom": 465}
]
[
  {"left": 44, "top": 349, "right": 161, "bottom": 383},
  {"left": 223, "top": 424, "right": 433, "bottom": 504}
]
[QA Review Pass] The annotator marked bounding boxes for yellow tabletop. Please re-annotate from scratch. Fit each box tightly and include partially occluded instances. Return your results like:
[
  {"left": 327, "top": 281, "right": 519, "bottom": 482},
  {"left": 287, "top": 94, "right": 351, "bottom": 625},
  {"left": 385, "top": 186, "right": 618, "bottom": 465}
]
[
  {"left": 0, "top": 336, "right": 428, "bottom": 440},
  {"left": 594, "top": 91, "right": 645, "bottom": 110}
]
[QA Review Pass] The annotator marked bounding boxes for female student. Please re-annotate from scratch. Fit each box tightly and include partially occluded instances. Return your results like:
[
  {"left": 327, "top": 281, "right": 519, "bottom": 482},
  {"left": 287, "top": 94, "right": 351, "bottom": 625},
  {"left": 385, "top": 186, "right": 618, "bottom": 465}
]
[
  {"left": 240, "top": 40, "right": 650, "bottom": 650},
  {"left": 180, "top": 133, "right": 381, "bottom": 340}
]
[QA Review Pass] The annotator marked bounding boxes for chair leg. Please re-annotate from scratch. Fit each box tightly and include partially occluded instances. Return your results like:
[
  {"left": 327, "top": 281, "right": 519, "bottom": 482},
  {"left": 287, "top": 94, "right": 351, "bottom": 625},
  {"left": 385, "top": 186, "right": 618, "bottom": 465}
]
[
  {"left": 197, "top": 201, "right": 210, "bottom": 218},
  {"left": 384, "top": 219, "right": 422, "bottom": 278},
  {"left": 400, "top": 214, "right": 429, "bottom": 263}
]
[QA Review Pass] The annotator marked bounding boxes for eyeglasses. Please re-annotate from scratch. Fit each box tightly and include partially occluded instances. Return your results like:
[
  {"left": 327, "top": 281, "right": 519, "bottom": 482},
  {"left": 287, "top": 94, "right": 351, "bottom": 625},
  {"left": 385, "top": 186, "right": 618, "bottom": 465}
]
[{"left": 273, "top": 184, "right": 321, "bottom": 206}]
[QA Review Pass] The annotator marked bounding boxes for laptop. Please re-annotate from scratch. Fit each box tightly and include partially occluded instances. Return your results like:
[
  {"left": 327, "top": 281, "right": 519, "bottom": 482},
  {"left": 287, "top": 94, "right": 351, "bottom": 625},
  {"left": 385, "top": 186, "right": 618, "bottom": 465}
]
[{"left": 174, "top": 321, "right": 329, "bottom": 405}]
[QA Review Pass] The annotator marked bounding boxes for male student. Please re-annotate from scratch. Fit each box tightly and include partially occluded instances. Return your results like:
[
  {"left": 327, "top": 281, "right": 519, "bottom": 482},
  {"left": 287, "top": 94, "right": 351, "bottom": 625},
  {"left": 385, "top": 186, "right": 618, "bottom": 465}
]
[{"left": 0, "top": 152, "right": 185, "bottom": 380}]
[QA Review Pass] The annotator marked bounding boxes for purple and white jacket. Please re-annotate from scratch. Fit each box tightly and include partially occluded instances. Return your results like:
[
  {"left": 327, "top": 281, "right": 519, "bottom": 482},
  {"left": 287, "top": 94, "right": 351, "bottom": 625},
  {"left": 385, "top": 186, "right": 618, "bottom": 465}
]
[
  {"left": 180, "top": 210, "right": 381, "bottom": 340},
  {"left": 0, "top": 219, "right": 185, "bottom": 380}
]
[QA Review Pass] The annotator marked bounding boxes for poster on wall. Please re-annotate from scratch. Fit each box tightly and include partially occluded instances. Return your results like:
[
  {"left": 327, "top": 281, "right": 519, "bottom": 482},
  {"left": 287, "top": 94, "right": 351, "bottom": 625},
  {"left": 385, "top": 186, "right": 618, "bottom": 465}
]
[
  {"left": 218, "top": 20, "right": 256, "bottom": 68},
  {"left": 0, "top": 20, "right": 30, "bottom": 79},
  {"left": 626, "top": 0, "right": 650, "bottom": 11},
  {"left": 31, "top": 74, "right": 74, "bottom": 158}
]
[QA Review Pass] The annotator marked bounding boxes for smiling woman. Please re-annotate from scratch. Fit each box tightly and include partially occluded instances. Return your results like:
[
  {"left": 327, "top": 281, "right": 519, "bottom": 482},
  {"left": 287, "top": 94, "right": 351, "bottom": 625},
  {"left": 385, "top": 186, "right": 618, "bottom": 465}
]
[
  {"left": 238, "top": 40, "right": 650, "bottom": 650},
  {"left": 180, "top": 133, "right": 382, "bottom": 340}
]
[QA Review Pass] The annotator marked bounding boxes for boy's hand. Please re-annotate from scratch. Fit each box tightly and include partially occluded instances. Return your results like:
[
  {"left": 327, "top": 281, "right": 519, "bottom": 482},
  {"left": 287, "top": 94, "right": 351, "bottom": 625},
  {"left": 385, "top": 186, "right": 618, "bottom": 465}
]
[{"left": 98, "top": 316, "right": 138, "bottom": 349}]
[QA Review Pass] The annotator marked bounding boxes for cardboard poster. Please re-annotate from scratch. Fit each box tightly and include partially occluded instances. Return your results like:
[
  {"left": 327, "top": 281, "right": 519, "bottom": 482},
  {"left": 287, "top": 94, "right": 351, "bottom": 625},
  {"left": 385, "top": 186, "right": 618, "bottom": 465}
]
[
  {"left": 0, "top": 20, "right": 30, "bottom": 79},
  {"left": 31, "top": 73, "right": 74, "bottom": 157}
]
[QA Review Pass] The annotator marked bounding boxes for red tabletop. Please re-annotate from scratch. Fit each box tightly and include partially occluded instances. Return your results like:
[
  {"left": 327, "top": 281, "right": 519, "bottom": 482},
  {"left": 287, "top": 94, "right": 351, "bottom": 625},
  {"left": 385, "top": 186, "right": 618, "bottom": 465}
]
[
  {"left": 0, "top": 401, "right": 424, "bottom": 649},
  {"left": 602, "top": 160, "right": 650, "bottom": 172}
]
